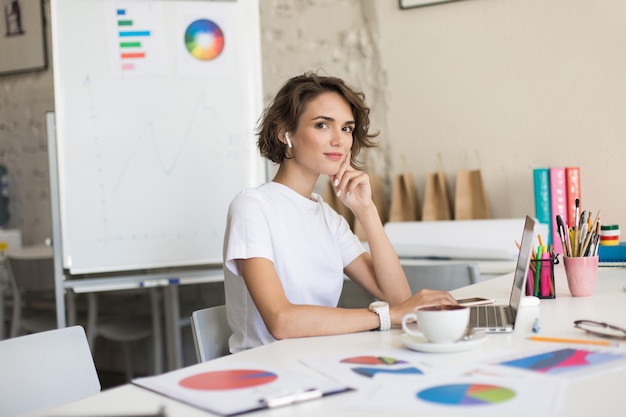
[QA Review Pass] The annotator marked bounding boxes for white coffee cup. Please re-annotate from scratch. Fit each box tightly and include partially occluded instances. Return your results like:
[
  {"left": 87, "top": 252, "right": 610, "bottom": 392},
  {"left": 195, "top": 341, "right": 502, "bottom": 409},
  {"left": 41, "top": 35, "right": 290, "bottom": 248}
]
[{"left": 402, "top": 304, "right": 470, "bottom": 344}]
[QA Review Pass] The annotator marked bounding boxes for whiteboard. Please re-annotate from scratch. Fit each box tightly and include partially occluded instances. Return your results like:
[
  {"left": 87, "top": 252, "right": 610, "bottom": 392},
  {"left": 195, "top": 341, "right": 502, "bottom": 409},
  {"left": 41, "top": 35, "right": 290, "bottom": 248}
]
[{"left": 50, "top": 0, "right": 265, "bottom": 274}]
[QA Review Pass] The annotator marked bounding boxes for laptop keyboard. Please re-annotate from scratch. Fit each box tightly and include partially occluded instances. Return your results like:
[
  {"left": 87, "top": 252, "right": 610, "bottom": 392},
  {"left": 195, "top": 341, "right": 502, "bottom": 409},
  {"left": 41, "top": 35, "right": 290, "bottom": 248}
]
[{"left": 470, "top": 305, "right": 508, "bottom": 327}]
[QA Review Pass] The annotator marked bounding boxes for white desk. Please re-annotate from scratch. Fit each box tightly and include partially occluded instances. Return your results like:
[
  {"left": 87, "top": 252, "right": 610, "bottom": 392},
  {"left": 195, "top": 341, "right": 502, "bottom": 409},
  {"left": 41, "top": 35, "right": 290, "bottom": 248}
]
[{"left": 24, "top": 265, "right": 626, "bottom": 417}]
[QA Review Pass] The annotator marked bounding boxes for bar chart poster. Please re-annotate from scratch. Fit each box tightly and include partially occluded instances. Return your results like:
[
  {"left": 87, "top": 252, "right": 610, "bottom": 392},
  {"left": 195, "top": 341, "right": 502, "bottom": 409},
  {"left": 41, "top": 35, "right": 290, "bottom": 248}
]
[
  {"left": 104, "top": 2, "right": 167, "bottom": 76},
  {"left": 50, "top": 0, "right": 265, "bottom": 273}
]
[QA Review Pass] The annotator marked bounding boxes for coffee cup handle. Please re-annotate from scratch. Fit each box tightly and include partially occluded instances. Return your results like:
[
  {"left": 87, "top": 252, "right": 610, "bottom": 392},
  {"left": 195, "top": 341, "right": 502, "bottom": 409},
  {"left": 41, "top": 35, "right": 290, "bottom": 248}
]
[{"left": 402, "top": 313, "right": 424, "bottom": 337}]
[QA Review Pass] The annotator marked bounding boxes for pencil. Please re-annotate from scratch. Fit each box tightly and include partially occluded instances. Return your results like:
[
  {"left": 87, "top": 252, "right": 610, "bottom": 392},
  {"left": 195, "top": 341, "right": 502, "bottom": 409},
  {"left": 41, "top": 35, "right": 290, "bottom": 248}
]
[
  {"left": 528, "top": 336, "right": 619, "bottom": 347},
  {"left": 581, "top": 210, "right": 601, "bottom": 256}
]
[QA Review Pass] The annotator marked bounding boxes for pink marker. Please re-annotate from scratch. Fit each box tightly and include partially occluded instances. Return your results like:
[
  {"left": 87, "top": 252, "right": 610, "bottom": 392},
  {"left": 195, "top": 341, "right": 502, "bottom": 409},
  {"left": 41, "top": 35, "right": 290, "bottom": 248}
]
[{"left": 540, "top": 251, "right": 551, "bottom": 297}]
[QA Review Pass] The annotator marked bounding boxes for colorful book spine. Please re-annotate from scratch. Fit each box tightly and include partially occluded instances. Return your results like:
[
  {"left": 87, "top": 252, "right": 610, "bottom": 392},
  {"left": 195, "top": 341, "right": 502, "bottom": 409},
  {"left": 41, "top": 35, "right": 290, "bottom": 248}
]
[
  {"left": 533, "top": 168, "right": 552, "bottom": 245},
  {"left": 549, "top": 167, "right": 567, "bottom": 255},
  {"left": 565, "top": 167, "right": 581, "bottom": 228}
]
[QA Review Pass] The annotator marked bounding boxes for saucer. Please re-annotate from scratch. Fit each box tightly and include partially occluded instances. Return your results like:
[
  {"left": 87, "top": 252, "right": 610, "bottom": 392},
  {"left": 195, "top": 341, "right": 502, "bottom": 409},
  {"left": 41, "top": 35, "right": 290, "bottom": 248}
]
[{"left": 400, "top": 331, "right": 487, "bottom": 353}]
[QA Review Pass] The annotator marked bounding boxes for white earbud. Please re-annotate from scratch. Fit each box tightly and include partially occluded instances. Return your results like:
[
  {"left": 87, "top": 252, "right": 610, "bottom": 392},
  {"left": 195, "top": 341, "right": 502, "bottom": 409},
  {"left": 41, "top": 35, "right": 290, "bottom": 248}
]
[{"left": 285, "top": 132, "right": 293, "bottom": 148}]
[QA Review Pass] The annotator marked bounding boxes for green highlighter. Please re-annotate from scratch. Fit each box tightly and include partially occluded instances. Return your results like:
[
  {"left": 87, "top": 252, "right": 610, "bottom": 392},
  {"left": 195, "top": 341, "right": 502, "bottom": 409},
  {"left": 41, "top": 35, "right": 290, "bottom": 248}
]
[{"left": 534, "top": 245, "right": 542, "bottom": 296}]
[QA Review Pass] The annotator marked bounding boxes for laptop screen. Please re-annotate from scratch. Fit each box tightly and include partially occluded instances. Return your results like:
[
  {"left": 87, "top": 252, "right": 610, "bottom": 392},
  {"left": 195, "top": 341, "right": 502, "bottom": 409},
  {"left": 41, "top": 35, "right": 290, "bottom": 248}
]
[{"left": 508, "top": 216, "right": 536, "bottom": 313}]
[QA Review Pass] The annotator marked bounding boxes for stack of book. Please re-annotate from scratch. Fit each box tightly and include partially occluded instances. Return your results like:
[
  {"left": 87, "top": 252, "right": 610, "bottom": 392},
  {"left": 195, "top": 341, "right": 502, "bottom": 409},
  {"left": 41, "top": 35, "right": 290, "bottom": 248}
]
[
  {"left": 598, "top": 225, "right": 625, "bottom": 266},
  {"left": 533, "top": 167, "right": 581, "bottom": 256}
]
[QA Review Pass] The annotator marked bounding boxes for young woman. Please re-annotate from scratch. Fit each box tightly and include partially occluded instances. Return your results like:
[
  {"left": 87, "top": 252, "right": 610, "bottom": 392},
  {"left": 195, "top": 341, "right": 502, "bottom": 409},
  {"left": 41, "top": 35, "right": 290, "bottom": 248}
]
[{"left": 223, "top": 72, "right": 456, "bottom": 352}]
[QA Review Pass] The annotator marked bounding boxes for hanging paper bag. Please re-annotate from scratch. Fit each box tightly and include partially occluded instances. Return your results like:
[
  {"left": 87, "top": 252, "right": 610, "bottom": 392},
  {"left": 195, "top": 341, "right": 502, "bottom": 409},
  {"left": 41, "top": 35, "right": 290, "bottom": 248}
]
[
  {"left": 422, "top": 171, "right": 452, "bottom": 221},
  {"left": 454, "top": 169, "right": 491, "bottom": 220},
  {"left": 388, "top": 172, "right": 420, "bottom": 222}
]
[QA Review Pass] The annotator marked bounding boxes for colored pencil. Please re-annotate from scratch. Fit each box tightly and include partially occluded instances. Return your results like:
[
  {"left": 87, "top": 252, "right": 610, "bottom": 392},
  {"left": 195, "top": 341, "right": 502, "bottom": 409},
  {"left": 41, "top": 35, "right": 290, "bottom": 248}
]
[{"left": 528, "top": 336, "right": 619, "bottom": 347}]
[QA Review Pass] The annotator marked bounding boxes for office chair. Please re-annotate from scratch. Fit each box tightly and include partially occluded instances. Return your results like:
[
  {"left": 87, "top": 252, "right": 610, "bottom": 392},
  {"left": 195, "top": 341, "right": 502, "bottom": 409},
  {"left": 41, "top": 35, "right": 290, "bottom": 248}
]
[
  {"left": 7, "top": 245, "right": 162, "bottom": 380},
  {"left": 86, "top": 288, "right": 163, "bottom": 380},
  {"left": 190, "top": 305, "right": 231, "bottom": 362},
  {"left": 0, "top": 261, "right": 12, "bottom": 339},
  {"left": 5, "top": 247, "right": 59, "bottom": 337},
  {"left": 402, "top": 261, "right": 481, "bottom": 293},
  {"left": 0, "top": 325, "right": 101, "bottom": 417}
]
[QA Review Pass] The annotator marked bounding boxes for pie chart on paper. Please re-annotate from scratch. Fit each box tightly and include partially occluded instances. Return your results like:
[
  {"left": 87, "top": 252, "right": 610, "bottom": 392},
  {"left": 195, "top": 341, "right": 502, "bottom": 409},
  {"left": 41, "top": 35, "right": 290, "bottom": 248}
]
[
  {"left": 340, "top": 355, "right": 408, "bottom": 365},
  {"left": 417, "top": 383, "right": 515, "bottom": 406},
  {"left": 179, "top": 369, "right": 278, "bottom": 390}
]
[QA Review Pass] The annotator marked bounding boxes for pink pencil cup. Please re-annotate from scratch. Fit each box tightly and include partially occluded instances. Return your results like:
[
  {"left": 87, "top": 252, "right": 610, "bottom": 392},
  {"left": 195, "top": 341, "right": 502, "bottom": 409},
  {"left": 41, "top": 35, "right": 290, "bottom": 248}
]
[{"left": 563, "top": 256, "right": 599, "bottom": 297}]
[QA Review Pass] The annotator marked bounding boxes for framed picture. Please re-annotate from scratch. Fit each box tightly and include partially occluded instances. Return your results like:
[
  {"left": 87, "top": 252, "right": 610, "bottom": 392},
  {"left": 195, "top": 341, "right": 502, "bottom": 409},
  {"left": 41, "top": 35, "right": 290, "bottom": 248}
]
[
  {"left": 0, "top": 0, "right": 47, "bottom": 75},
  {"left": 399, "top": 0, "right": 465, "bottom": 9}
]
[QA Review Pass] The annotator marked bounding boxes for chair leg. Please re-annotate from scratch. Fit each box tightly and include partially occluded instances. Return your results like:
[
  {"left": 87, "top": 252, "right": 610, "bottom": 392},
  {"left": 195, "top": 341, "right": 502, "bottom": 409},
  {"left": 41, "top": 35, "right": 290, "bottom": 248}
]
[
  {"left": 66, "top": 291, "right": 77, "bottom": 326},
  {"left": 122, "top": 342, "right": 133, "bottom": 381},
  {"left": 86, "top": 293, "right": 98, "bottom": 349},
  {"left": 10, "top": 290, "right": 22, "bottom": 338},
  {"left": 149, "top": 288, "right": 163, "bottom": 375}
]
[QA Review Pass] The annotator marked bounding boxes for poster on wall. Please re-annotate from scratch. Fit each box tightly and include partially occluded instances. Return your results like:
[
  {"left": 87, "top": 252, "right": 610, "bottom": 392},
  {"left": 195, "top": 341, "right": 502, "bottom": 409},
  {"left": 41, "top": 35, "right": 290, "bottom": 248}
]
[{"left": 0, "top": 0, "right": 47, "bottom": 75}]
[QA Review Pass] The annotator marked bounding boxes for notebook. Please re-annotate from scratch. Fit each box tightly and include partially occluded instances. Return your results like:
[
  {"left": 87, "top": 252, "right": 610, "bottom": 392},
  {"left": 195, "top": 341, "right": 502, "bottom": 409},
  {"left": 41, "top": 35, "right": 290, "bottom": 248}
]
[{"left": 469, "top": 215, "right": 535, "bottom": 333}]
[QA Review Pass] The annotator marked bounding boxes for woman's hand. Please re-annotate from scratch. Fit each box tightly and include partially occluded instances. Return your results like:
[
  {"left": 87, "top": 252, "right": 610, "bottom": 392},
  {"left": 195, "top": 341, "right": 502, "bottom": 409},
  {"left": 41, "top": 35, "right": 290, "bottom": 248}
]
[
  {"left": 389, "top": 289, "right": 458, "bottom": 327},
  {"left": 330, "top": 153, "right": 373, "bottom": 215}
]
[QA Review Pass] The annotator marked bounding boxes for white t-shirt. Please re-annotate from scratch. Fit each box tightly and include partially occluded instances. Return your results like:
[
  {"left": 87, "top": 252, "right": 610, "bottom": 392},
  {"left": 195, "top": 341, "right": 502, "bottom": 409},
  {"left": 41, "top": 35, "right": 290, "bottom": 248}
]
[{"left": 223, "top": 181, "right": 365, "bottom": 352}]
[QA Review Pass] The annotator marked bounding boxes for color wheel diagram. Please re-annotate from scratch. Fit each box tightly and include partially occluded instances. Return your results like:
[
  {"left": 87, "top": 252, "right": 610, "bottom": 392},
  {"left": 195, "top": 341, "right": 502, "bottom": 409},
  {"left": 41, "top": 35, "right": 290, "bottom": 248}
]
[
  {"left": 497, "top": 348, "right": 626, "bottom": 375},
  {"left": 340, "top": 355, "right": 423, "bottom": 378},
  {"left": 417, "top": 383, "right": 516, "bottom": 406},
  {"left": 184, "top": 18, "right": 224, "bottom": 61},
  {"left": 179, "top": 369, "right": 277, "bottom": 390}
]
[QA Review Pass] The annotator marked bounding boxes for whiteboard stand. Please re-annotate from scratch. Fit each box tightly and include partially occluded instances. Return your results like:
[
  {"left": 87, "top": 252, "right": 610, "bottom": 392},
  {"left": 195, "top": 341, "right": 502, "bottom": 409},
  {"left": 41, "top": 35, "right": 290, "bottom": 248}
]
[
  {"left": 48, "top": 112, "right": 225, "bottom": 370},
  {"left": 48, "top": 1, "right": 265, "bottom": 369},
  {"left": 47, "top": 111, "right": 67, "bottom": 328}
]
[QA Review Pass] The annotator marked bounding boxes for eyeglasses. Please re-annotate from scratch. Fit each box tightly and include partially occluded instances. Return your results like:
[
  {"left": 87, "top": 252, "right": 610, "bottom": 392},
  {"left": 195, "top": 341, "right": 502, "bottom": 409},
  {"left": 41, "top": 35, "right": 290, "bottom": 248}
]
[{"left": 574, "top": 320, "right": 626, "bottom": 340}]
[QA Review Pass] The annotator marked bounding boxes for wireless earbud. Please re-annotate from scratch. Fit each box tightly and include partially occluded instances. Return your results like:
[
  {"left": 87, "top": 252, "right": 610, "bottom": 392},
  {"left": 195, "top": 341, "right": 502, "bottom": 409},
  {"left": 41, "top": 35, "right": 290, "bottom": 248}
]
[{"left": 285, "top": 132, "right": 293, "bottom": 148}]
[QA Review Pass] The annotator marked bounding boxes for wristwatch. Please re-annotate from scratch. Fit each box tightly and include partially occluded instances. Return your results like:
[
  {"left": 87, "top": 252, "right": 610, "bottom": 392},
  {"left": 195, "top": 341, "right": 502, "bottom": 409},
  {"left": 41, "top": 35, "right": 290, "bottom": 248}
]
[{"left": 368, "top": 301, "right": 391, "bottom": 331}]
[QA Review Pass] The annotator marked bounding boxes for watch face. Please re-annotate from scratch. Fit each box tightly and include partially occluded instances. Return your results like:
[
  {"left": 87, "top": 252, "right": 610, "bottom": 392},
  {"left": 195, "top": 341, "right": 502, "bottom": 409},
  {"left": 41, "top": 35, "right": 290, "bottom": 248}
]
[{"left": 370, "top": 301, "right": 388, "bottom": 310}]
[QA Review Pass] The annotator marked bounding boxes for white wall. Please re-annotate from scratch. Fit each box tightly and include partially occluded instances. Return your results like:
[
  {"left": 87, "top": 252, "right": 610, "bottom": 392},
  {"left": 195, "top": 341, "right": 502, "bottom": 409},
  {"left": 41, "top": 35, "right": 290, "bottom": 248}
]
[
  {"left": 1, "top": 0, "right": 625, "bottom": 244},
  {"left": 375, "top": 0, "right": 626, "bottom": 228}
]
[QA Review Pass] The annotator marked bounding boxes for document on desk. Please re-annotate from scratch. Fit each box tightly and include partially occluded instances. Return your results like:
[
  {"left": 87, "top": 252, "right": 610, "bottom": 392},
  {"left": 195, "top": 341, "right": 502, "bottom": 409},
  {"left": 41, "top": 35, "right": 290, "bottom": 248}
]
[
  {"left": 346, "top": 373, "right": 566, "bottom": 416},
  {"left": 488, "top": 346, "right": 626, "bottom": 380},
  {"left": 132, "top": 360, "right": 350, "bottom": 416},
  {"left": 299, "top": 349, "right": 444, "bottom": 390}
]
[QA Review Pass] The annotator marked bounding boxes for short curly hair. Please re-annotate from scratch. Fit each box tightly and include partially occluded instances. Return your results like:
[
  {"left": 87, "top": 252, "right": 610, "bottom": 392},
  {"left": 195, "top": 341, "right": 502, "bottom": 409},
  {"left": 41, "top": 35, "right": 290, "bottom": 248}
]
[{"left": 256, "top": 71, "right": 379, "bottom": 167}]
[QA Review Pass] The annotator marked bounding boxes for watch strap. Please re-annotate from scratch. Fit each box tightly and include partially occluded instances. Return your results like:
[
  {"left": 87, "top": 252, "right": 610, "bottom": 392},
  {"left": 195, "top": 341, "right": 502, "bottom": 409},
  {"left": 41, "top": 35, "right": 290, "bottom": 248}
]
[{"left": 369, "top": 302, "right": 391, "bottom": 331}]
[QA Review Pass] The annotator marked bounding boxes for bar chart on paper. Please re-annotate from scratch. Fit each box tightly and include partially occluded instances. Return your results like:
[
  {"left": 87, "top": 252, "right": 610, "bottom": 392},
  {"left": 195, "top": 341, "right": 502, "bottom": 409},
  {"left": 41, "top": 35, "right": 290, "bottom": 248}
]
[{"left": 108, "top": 3, "right": 165, "bottom": 74}]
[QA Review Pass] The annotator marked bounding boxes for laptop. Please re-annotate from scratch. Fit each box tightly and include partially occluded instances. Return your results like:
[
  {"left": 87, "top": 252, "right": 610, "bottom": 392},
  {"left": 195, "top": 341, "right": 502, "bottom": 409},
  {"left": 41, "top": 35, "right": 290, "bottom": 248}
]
[{"left": 469, "top": 215, "right": 535, "bottom": 333}]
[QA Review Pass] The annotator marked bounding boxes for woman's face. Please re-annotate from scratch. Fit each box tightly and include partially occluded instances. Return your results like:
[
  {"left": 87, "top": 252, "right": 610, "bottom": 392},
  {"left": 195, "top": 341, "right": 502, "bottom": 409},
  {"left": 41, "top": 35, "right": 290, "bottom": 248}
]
[{"left": 289, "top": 91, "right": 354, "bottom": 177}]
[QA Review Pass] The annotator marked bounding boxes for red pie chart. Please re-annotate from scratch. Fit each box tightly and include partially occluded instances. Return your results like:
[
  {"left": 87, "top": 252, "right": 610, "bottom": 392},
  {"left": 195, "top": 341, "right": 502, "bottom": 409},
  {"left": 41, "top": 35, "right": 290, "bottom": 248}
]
[{"left": 179, "top": 369, "right": 278, "bottom": 390}]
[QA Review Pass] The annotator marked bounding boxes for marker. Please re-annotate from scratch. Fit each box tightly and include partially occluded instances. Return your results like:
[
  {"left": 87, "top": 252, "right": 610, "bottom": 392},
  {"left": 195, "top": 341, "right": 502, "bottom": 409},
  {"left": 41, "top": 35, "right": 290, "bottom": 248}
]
[
  {"left": 534, "top": 245, "right": 542, "bottom": 296},
  {"left": 532, "top": 318, "right": 541, "bottom": 334},
  {"left": 528, "top": 336, "right": 619, "bottom": 347},
  {"left": 573, "top": 199, "right": 581, "bottom": 256},
  {"left": 261, "top": 388, "right": 323, "bottom": 408},
  {"left": 139, "top": 278, "right": 180, "bottom": 287},
  {"left": 540, "top": 250, "right": 551, "bottom": 297}
]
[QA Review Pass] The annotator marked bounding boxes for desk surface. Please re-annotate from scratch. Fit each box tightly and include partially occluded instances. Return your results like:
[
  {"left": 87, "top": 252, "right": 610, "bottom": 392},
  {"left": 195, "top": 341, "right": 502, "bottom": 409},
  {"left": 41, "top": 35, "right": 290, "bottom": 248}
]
[{"left": 24, "top": 265, "right": 626, "bottom": 417}]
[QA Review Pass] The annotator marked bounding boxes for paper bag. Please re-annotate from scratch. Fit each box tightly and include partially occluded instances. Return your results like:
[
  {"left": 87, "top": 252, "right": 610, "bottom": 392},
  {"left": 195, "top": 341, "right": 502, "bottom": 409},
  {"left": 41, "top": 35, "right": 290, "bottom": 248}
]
[
  {"left": 422, "top": 171, "right": 452, "bottom": 221},
  {"left": 354, "top": 172, "right": 387, "bottom": 240},
  {"left": 388, "top": 172, "right": 420, "bottom": 222},
  {"left": 454, "top": 169, "right": 491, "bottom": 220}
]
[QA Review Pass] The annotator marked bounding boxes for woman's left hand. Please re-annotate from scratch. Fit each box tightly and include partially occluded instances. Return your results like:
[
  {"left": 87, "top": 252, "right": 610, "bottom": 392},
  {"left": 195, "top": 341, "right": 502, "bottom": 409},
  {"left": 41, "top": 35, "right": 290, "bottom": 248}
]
[{"left": 330, "top": 153, "right": 373, "bottom": 214}]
